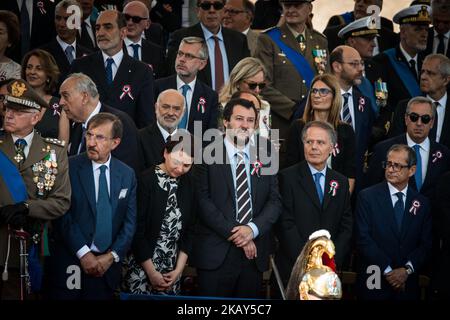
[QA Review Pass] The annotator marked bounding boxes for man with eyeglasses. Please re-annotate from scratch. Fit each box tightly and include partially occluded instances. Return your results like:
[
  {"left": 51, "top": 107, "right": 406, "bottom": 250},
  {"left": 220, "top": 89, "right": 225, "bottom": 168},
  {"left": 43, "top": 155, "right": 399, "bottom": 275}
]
[
  {"left": 139, "top": 89, "right": 187, "bottom": 170},
  {"left": 390, "top": 54, "right": 450, "bottom": 149},
  {"left": 367, "top": 96, "right": 450, "bottom": 203},
  {"left": 154, "top": 37, "right": 219, "bottom": 137},
  {"left": 40, "top": 0, "right": 92, "bottom": 86},
  {"left": 0, "top": 79, "right": 70, "bottom": 299},
  {"left": 356, "top": 143, "right": 431, "bottom": 300},
  {"left": 371, "top": 4, "right": 431, "bottom": 112},
  {"left": 70, "top": 10, "right": 154, "bottom": 129},
  {"left": 47, "top": 112, "right": 137, "bottom": 300},
  {"left": 222, "top": 0, "right": 258, "bottom": 55},
  {"left": 330, "top": 45, "right": 375, "bottom": 193},
  {"left": 59, "top": 73, "right": 140, "bottom": 173},
  {"left": 166, "top": 0, "right": 250, "bottom": 91},
  {"left": 122, "top": 1, "right": 166, "bottom": 79}
]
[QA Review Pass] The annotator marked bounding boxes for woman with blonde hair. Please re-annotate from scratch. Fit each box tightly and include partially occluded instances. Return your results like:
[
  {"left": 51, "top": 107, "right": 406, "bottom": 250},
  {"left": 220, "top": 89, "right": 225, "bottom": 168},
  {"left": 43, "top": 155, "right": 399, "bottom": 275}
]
[
  {"left": 21, "top": 49, "right": 69, "bottom": 142},
  {"left": 219, "top": 57, "right": 271, "bottom": 137},
  {"left": 285, "top": 73, "right": 356, "bottom": 193}
]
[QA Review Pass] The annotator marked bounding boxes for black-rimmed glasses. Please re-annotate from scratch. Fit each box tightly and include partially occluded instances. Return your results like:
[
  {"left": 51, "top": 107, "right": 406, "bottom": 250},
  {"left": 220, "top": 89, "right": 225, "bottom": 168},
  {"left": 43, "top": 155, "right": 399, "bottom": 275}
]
[{"left": 382, "top": 161, "right": 410, "bottom": 172}]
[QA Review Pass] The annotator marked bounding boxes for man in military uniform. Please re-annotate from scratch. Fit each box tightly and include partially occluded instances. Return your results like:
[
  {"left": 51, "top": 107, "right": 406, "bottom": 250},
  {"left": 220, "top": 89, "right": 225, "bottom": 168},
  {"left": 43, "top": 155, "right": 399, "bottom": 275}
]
[
  {"left": 0, "top": 79, "right": 71, "bottom": 300},
  {"left": 253, "top": 0, "right": 328, "bottom": 166}
]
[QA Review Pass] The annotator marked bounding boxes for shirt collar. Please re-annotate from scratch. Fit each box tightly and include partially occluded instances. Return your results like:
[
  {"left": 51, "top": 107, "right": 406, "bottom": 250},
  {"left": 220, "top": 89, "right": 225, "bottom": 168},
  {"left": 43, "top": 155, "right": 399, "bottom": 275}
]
[
  {"left": 307, "top": 162, "right": 327, "bottom": 177},
  {"left": 124, "top": 37, "right": 142, "bottom": 47},
  {"left": 84, "top": 16, "right": 92, "bottom": 27},
  {"left": 12, "top": 130, "right": 34, "bottom": 146},
  {"left": 201, "top": 23, "right": 223, "bottom": 41},
  {"left": 56, "top": 35, "right": 76, "bottom": 51},
  {"left": 399, "top": 43, "right": 417, "bottom": 63},
  {"left": 340, "top": 87, "right": 353, "bottom": 96},
  {"left": 176, "top": 75, "right": 196, "bottom": 91},
  {"left": 406, "top": 133, "right": 430, "bottom": 153},
  {"left": 102, "top": 50, "right": 124, "bottom": 67},
  {"left": 83, "top": 101, "right": 102, "bottom": 129},
  {"left": 92, "top": 154, "right": 112, "bottom": 172},
  {"left": 286, "top": 24, "right": 306, "bottom": 40},
  {"left": 224, "top": 136, "right": 250, "bottom": 162},
  {"left": 427, "top": 92, "right": 448, "bottom": 108},
  {"left": 156, "top": 121, "right": 177, "bottom": 142},
  {"left": 387, "top": 181, "right": 408, "bottom": 198},
  {"left": 434, "top": 29, "right": 450, "bottom": 39},
  {"left": 243, "top": 27, "right": 250, "bottom": 35}
]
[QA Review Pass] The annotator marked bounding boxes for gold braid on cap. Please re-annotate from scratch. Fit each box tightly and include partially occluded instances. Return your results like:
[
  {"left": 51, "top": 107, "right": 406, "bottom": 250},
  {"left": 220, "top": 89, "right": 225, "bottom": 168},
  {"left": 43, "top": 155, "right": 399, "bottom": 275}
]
[{"left": 400, "top": 6, "right": 431, "bottom": 24}]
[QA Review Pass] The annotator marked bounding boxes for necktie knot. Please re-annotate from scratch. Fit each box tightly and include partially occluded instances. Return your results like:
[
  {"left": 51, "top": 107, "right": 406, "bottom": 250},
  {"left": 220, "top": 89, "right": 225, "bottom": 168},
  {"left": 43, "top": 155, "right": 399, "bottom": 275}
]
[
  {"left": 395, "top": 191, "right": 403, "bottom": 202},
  {"left": 181, "top": 84, "right": 190, "bottom": 96},
  {"left": 434, "top": 101, "right": 440, "bottom": 108},
  {"left": 65, "top": 45, "right": 75, "bottom": 64},
  {"left": 99, "top": 164, "right": 107, "bottom": 174},
  {"left": 296, "top": 34, "right": 305, "bottom": 43},
  {"left": 438, "top": 33, "right": 445, "bottom": 41},
  {"left": 106, "top": 57, "right": 114, "bottom": 67},
  {"left": 342, "top": 92, "right": 350, "bottom": 99},
  {"left": 409, "top": 59, "right": 416, "bottom": 68},
  {"left": 15, "top": 138, "right": 27, "bottom": 149},
  {"left": 413, "top": 144, "right": 420, "bottom": 152},
  {"left": 130, "top": 43, "right": 140, "bottom": 59}
]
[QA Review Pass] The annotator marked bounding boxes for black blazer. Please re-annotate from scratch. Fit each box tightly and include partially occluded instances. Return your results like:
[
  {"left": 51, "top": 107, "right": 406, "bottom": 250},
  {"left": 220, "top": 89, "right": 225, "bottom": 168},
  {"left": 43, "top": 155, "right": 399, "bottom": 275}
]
[
  {"left": 166, "top": 23, "right": 250, "bottom": 88},
  {"left": 275, "top": 161, "right": 353, "bottom": 284},
  {"left": 76, "top": 17, "right": 97, "bottom": 52},
  {"left": 424, "top": 28, "right": 450, "bottom": 58},
  {"left": 144, "top": 23, "right": 165, "bottom": 48},
  {"left": 285, "top": 119, "right": 356, "bottom": 179},
  {"left": 122, "top": 38, "right": 166, "bottom": 79},
  {"left": 70, "top": 51, "right": 155, "bottom": 128},
  {"left": 154, "top": 75, "right": 219, "bottom": 135},
  {"left": 40, "top": 38, "right": 92, "bottom": 85},
  {"left": 191, "top": 139, "right": 282, "bottom": 272},
  {"left": 132, "top": 166, "right": 196, "bottom": 264},
  {"left": 68, "top": 103, "right": 140, "bottom": 172},
  {"left": 138, "top": 122, "right": 165, "bottom": 171},
  {"left": 366, "top": 133, "right": 450, "bottom": 200}
]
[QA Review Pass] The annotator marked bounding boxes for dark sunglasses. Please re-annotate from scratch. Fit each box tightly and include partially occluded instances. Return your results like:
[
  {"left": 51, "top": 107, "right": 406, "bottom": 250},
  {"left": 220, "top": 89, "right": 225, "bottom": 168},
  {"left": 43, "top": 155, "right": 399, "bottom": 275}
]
[
  {"left": 199, "top": 1, "right": 225, "bottom": 10},
  {"left": 310, "top": 88, "right": 333, "bottom": 96},
  {"left": 124, "top": 14, "right": 148, "bottom": 23},
  {"left": 407, "top": 112, "right": 432, "bottom": 124},
  {"left": 244, "top": 81, "right": 266, "bottom": 90}
]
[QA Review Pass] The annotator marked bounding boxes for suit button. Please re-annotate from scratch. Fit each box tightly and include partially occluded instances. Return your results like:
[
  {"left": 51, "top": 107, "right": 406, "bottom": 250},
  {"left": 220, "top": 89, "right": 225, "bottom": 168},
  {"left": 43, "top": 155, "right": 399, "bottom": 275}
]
[
  {"left": 302, "top": 95, "right": 305, "bottom": 99},
  {"left": 302, "top": 80, "right": 305, "bottom": 84}
]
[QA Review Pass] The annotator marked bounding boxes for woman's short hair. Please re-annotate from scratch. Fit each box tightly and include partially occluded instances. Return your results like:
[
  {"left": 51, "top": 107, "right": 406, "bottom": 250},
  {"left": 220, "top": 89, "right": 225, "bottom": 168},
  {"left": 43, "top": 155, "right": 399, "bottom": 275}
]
[
  {"left": 302, "top": 74, "right": 342, "bottom": 129},
  {"left": 219, "top": 57, "right": 267, "bottom": 104},
  {"left": 0, "top": 10, "right": 20, "bottom": 54},
  {"left": 21, "top": 49, "right": 60, "bottom": 95}
]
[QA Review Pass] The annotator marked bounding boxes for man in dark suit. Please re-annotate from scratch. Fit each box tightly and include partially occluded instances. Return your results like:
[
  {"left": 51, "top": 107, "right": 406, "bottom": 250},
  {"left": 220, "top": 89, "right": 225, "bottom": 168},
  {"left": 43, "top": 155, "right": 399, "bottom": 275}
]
[
  {"left": 70, "top": 10, "right": 155, "bottom": 129},
  {"left": 390, "top": 54, "right": 450, "bottom": 148},
  {"left": 59, "top": 73, "right": 140, "bottom": 173},
  {"left": 275, "top": 121, "right": 352, "bottom": 287},
  {"left": 122, "top": 1, "right": 165, "bottom": 79},
  {"left": 167, "top": 0, "right": 250, "bottom": 91},
  {"left": 77, "top": 0, "right": 98, "bottom": 51},
  {"left": 370, "top": 5, "right": 431, "bottom": 111},
  {"left": 192, "top": 98, "right": 281, "bottom": 298},
  {"left": 155, "top": 37, "right": 219, "bottom": 136},
  {"left": 424, "top": 0, "right": 450, "bottom": 58},
  {"left": 139, "top": 89, "right": 185, "bottom": 170},
  {"left": 0, "top": 0, "right": 56, "bottom": 62},
  {"left": 331, "top": 45, "right": 375, "bottom": 192},
  {"left": 367, "top": 96, "right": 450, "bottom": 202},
  {"left": 40, "top": 0, "right": 92, "bottom": 85},
  {"left": 356, "top": 144, "right": 431, "bottom": 300},
  {"left": 48, "top": 112, "right": 137, "bottom": 300}
]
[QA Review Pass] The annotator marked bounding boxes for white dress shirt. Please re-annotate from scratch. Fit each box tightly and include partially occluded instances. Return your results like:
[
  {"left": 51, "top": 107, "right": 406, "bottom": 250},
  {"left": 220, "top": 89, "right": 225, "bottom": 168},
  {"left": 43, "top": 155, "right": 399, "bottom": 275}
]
[
  {"left": 307, "top": 162, "right": 327, "bottom": 196},
  {"left": 400, "top": 43, "right": 418, "bottom": 75},
  {"left": 102, "top": 50, "right": 124, "bottom": 81},
  {"left": 12, "top": 130, "right": 34, "bottom": 158},
  {"left": 124, "top": 37, "right": 142, "bottom": 60}
]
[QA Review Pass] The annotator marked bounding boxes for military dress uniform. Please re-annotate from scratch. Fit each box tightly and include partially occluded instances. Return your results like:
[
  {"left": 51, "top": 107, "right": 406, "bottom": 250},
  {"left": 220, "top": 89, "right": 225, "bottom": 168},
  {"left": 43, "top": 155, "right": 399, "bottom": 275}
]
[
  {"left": 0, "top": 80, "right": 71, "bottom": 300},
  {"left": 254, "top": 22, "right": 328, "bottom": 153}
]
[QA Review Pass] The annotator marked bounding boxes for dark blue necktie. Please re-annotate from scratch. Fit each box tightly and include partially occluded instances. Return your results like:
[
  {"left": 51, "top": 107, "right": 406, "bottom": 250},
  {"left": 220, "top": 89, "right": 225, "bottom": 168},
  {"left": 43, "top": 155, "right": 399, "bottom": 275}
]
[
  {"left": 314, "top": 172, "right": 324, "bottom": 204},
  {"left": 178, "top": 84, "right": 190, "bottom": 129},
  {"left": 413, "top": 144, "right": 422, "bottom": 191},
  {"left": 394, "top": 192, "right": 404, "bottom": 231},
  {"left": 94, "top": 165, "right": 112, "bottom": 252},
  {"left": 342, "top": 92, "right": 352, "bottom": 125},
  {"left": 105, "top": 58, "right": 114, "bottom": 85},
  {"left": 78, "top": 125, "right": 87, "bottom": 154},
  {"left": 437, "top": 33, "right": 445, "bottom": 54},
  {"left": 429, "top": 101, "right": 439, "bottom": 141},
  {"left": 65, "top": 45, "right": 75, "bottom": 64},
  {"left": 130, "top": 43, "right": 140, "bottom": 60},
  {"left": 20, "top": 0, "right": 30, "bottom": 58},
  {"left": 14, "top": 138, "right": 27, "bottom": 163}
]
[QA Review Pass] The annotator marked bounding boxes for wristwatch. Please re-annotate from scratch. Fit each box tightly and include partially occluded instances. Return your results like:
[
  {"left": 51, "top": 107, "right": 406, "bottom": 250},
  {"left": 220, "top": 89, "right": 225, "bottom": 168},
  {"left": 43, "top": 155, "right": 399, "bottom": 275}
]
[
  {"left": 110, "top": 251, "right": 120, "bottom": 263},
  {"left": 405, "top": 265, "right": 413, "bottom": 275}
]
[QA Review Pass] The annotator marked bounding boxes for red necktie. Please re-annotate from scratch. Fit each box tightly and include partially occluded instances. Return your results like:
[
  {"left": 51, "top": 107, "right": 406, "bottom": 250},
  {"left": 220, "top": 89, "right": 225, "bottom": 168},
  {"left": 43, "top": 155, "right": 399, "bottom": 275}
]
[{"left": 213, "top": 36, "right": 224, "bottom": 91}]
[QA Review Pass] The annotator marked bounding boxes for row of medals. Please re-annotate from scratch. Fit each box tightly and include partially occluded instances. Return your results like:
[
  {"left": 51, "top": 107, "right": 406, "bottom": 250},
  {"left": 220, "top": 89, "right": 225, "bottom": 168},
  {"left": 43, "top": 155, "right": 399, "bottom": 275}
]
[{"left": 32, "top": 152, "right": 58, "bottom": 197}]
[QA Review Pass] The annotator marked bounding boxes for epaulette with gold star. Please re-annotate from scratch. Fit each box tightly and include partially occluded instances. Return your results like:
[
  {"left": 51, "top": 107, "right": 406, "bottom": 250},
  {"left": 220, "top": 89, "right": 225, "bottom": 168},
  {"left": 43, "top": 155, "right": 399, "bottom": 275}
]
[{"left": 44, "top": 137, "right": 66, "bottom": 148}]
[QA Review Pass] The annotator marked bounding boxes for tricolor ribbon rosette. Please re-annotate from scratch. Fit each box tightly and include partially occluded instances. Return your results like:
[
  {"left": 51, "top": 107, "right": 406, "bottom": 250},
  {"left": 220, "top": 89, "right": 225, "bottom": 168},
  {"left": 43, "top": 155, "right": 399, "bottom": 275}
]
[
  {"left": 328, "top": 180, "right": 339, "bottom": 197},
  {"left": 332, "top": 143, "right": 340, "bottom": 157},
  {"left": 37, "top": 1, "right": 46, "bottom": 14},
  {"left": 251, "top": 160, "right": 262, "bottom": 177},
  {"left": 432, "top": 150, "right": 442, "bottom": 163},
  {"left": 197, "top": 97, "right": 206, "bottom": 113},
  {"left": 120, "top": 85, "right": 134, "bottom": 100},
  {"left": 52, "top": 103, "right": 61, "bottom": 116},
  {"left": 358, "top": 97, "right": 365, "bottom": 112},
  {"left": 409, "top": 200, "right": 420, "bottom": 216}
]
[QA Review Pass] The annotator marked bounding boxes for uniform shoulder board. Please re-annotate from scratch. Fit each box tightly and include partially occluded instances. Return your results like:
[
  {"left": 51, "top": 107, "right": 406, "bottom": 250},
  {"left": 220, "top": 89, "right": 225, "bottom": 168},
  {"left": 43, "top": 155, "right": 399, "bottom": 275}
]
[{"left": 44, "top": 137, "right": 66, "bottom": 147}]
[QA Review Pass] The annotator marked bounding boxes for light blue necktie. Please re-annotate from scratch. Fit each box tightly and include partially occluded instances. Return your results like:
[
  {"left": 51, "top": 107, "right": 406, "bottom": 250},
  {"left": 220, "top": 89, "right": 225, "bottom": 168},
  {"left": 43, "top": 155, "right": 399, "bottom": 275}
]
[
  {"left": 105, "top": 57, "right": 114, "bottom": 85},
  {"left": 93, "top": 165, "right": 112, "bottom": 252},
  {"left": 130, "top": 43, "right": 140, "bottom": 60},
  {"left": 342, "top": 92, "right": 352, "bottom": 125},
  {"left": 314, "top": 172, "right": 324, "bottom": 204},
  {"left": 413, "top": 144, "right": 422, "bottom": 191},
  {"left": 178, "top": 84, "right": 190, "bottom": 129},
  {"left": 65, "top": 45, "right": 75, "bottom": 65},
  {"left": 394, "top": 192, "right": 404, "bottom": 232}
]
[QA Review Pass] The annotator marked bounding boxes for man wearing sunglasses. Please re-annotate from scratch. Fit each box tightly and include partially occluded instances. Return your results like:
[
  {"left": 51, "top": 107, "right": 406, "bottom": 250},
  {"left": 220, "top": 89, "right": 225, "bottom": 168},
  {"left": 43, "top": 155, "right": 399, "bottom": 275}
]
[
  {"left": 356, "top": 144, "right": 431, "bottom": 300},
  {"left": 122, "top": 1, "right": 166, "bottom": 79},
  {"left": 390, "top": 54, "right": 450, "bottom": 149},
  {"left": 367, "top": 96, "right": 450, "bottom": 203},
  {"left": 166, "top": 0, "right": 250, "bottom": 91}
]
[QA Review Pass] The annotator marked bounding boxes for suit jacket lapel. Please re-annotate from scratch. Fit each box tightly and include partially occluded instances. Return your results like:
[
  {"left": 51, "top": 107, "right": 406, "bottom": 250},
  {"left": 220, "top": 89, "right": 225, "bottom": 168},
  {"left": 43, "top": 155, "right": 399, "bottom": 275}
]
[
  {"left": 189, "top": 80, "right": 202, "bottom": 124},
  {"left": 222, "top": 142, "right": 235, "bottom": 202},
  {"left": 401, "top": 187, "right": 416, "bottom": 239},
  {"left": 299, "top": 162, "right": 322, "bottom": 211},
  {"left": 352, "top": 89, "right": 362, "bottom": 136},
  {"left": 381, "top": 182, "right": 401, "bottom": 239},
  {"left": 322, "top": 170, "right": 332, "bottom": 212},
  {"left": 113, "top": 54, "right": 131, "bottom": 86},
  {"left": 194, "top": 24, "right": 212, "bottom": 86},
  {"left": 109, "top": 158, "right": 121, "bottom": 217},
  {"left": 93, "top": 52, "right": 109, "bottom": 89},
  {"left": 79, "top": 156, "right": 96, "bottom": 216}
]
